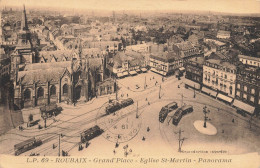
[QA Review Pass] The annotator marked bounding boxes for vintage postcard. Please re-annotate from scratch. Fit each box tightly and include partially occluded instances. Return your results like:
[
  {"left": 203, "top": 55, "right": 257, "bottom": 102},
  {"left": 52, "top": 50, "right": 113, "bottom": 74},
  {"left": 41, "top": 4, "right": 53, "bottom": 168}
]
[{"left": 0, "top": 0, "right": 259, "bottom": 167}]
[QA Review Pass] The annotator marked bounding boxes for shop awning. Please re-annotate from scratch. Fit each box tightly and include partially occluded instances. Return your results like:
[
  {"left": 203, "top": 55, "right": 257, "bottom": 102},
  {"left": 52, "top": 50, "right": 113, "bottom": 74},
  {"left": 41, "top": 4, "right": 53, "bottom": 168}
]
[
  {"left": 129, "top": 71, "right": 137, "bottom": 75},
  {"left": 201, "top": 87, "right": 217, "bottom": 97},
  {"left": 136, "top": 69, "right": 141, "bottom": 73},
  {"left": 184, "top": 79, "right": 201, "bottom": 89},
  {"left": 217, "top": 93, "right": 233, "bottom": 103},
  {"left": 179, "top": 67, "right": 185, "bottom": 71},
  {"left": 150, "top": 68, "right": 156, "bottom": 72},
  {"left": 123, "top": 71, "right": 129, "bottom": 76},
  {"left": 141, "top": 68, "right": 147, "bottom": 72},
  {"left": 117, "top": 72, "right": 124, "bottom": 78},
  {"left": 233, "top": 99, "right": 255, "bottom": 114}
]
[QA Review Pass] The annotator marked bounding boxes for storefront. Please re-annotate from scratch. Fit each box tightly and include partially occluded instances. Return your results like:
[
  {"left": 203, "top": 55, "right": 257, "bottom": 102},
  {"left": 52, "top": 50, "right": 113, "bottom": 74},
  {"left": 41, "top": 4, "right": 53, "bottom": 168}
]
[
  {"left": 217, "top": 93, "right": 233, "bottom": 104},
  {"left": 201, "top": 87, "right": 217, "bottom": 97},
  {"left": 184, "top": 79, "right": 201, "bottom": 90},
  {"left": 233, "top": 99, "right": 255, "bottom": 115}
]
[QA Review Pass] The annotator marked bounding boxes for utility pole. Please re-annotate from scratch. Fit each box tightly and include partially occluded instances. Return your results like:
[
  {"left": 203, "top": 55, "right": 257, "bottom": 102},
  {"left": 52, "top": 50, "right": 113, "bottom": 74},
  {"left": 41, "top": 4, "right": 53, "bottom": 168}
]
[
  {"left": 136, "top": 101, "right": 139, "bottom": 118},
  {"left": 174, "top": 129, "right": 186, "bottom": 152},
  {"left": 193, "top": 84, "right": 196, "bottom": 98},
  {"left": 144, "top": 76, "right": 146, "bottom": 89},
  {"left": 203, "top": 106, "right": 210, "bottom": 128},
  {"left": 58, "top": 134, "right": 61, "bottom": 156},
  {"left": 159, "top": 84, "right": 161, "bottom": 99},
  {"left": 115, "top": 79, "right": 118, "bottom": 101}
]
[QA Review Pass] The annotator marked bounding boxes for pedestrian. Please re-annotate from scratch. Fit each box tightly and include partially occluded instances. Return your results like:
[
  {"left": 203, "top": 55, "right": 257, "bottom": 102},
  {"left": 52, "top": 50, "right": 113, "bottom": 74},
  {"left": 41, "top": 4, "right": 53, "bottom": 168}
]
[
  {"left": 147, "top": 127, "right": 150, "bottom": 132},
  {"left": 232, "top": 119, "right": 235, "bottom": 123},
  {"left": 127, "top": 94, "right": 128, "bottom": 97},
  {"left": 53, "top": 144, "right": 55, "bottom": 149},
  {"left": 142, "top": 136, "right": 146, "bottom": 141},
  {"left": 148, "top": 102, "right": 150, "bottom": 105},
  {"left": 113, "top": 149, "right": 116, "bottom": 155},
  {"left": 115, "top": 142, "right": 119, "bottom": 148}
]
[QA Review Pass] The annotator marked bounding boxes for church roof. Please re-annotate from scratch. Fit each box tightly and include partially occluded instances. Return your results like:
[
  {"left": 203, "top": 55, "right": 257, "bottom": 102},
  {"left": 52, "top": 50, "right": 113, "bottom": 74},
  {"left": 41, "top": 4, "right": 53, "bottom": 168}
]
[
  {"left": 39, "top": 50, "right": 73, "bottom": 62},
  {"left": 18, "top": 67, "right": 67, "bottom": 85},
  {"left": 24, "top": 61, "right": 72, "bottom": 71}
]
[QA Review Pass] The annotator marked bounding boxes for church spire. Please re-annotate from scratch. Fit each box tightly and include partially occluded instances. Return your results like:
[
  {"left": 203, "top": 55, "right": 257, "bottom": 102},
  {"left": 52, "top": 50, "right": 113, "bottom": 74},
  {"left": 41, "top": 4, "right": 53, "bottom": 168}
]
[
  {"left": 0, "top": 9, "right": 2, "bottom": 44},
  {"left": 21, "top": 4, "right": 28, "bottom": 31}
]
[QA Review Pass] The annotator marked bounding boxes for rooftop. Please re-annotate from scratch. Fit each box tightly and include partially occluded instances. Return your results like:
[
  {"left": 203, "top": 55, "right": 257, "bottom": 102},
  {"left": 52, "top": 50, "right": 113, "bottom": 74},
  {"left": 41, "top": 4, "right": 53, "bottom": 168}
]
[
  {"left": 238, "top": 55, "right": 260, "bottom": 62},
  {"left": 150, "top": 52, "right": 181, "bottom": 62},
  {"left": 206, "top": 59, "right": 236, "bottom": 70}
]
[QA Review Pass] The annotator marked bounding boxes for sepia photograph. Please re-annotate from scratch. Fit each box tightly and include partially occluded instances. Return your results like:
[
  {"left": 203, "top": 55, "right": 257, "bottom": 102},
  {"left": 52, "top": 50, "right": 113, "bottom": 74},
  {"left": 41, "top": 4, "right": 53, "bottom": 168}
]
[{"left": 0, "top": 0, "right": 259, "bottom": 167}]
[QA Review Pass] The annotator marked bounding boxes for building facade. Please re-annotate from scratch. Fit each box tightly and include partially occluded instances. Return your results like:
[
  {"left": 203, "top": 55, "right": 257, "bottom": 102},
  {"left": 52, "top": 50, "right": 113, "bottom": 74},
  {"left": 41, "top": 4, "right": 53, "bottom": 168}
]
[
  {"left": 149, "top": 52, "right": 183, "bottom": 76},
  {"left": 238, "top": 55, "right": 260, "bottom": 68},
  {"left": 203, "top": 59, "right": 237, "bottom": 98},
  {"left": 185, "top": 57, "right": 205, "bottom": 84},
  {"left": 11, "top": 5, "right": 115, "bottom": 109},
  {"left": 235, "top": 66, "right": 260, "bottom": 108}
]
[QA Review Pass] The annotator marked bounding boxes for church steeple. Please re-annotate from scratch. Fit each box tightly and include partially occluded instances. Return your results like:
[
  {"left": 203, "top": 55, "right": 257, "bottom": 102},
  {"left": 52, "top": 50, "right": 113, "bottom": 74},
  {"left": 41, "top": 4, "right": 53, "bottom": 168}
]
[
  {"left": 21, "top": 4, "right": 29, "bottom": 31},
  {"left": 0, "top": 9, "right": 3, "bottom": 44}
]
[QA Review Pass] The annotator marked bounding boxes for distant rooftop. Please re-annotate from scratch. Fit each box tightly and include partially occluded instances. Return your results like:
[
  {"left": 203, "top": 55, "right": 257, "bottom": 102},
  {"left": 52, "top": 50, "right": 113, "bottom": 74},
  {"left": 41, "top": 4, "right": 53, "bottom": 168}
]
[
  {"left": 206, "top": 59, "right": 236, "bottom": 70},
  {"left": 238, "top": 55, "right": 260, "bottom": 62}
]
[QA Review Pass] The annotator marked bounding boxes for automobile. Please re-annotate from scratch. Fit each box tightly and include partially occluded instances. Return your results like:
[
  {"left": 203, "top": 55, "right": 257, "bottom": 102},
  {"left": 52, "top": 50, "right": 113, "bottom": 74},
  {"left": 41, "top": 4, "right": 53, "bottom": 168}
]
[{"left": 28, "top": 119, "right": 40, "bottom": 127}]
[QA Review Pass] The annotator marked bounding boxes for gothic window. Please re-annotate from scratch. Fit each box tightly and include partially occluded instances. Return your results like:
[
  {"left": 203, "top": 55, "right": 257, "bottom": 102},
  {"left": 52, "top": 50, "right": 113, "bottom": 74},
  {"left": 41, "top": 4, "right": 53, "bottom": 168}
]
[
  {"left": 250, "top": 96, "right": 254, "bottom": 102},
  {"left": 50, "top": 85, "right": 56, "bottom": 96},
  {"left": 237, "top": 83, "right": 240, "bottom": 89},
  {"left": 251, "top": 88, "right": 255, "bottom": 95},
  {"left": 24, "top": 89, "right": 31, "bottom": 100},
  {"left": 37, "top": 87, "right": 44, "bottom": 98},
  {"left": 243, "top": 93, "right": 247, "bottom": 99},
  {"left": 63, "top": 84, "right": 68, "bottom": 95},
  {"left": 236, "top": 91, "right": 240, "bottom": 97}
]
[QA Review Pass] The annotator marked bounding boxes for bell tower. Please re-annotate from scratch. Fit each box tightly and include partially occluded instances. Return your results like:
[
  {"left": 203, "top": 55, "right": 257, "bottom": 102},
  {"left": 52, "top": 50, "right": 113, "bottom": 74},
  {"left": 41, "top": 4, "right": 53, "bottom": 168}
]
[{"left": 14, "top": 5, "right": 35, "bottom": 64}]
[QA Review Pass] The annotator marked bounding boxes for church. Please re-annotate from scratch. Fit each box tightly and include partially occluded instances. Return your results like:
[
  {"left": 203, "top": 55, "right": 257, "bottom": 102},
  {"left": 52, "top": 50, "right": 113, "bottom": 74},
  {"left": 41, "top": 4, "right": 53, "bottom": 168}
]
[{"left": 11, "top": 6, "right": 115, "bottom": 109}]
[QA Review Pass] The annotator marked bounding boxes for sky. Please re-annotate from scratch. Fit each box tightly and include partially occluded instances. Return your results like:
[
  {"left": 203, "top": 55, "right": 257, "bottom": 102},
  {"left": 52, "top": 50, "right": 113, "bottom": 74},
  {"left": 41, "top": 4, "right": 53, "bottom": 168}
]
[{"left": 1, "top": 0, "right": 260, "bottom": 14}]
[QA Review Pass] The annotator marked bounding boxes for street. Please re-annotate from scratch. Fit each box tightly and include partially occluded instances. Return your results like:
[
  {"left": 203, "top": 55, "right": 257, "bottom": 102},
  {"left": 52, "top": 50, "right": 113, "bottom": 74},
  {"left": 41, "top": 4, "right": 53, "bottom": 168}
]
[{"left": 0, "top": 71, "right": 260, "bottom": 157}]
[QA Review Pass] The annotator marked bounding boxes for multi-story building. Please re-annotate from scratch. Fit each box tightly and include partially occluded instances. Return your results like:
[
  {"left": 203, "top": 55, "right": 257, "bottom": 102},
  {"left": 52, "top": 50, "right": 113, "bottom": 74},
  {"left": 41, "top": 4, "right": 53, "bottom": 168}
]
[
  {"left": 185, "top": 57, "right": 205, "bottom": 89},
  {"left": 203, "top": 59, "right": 237, "bottom": 102},
  {"left": 106, "top": 50, "right": 146, "bottom": 78},
  {"left": 149, "top": 52, "right": 182, "bottom": 76},
  {"left": 204, "top": 38, "right": 227, "bottom": 53},
  {"left": 172, "top": 41, "right": 200, "bottom": 61},
  {"left": 234, "top": 66, "right": 259, "bottom": 115},
  {"left": 238, "top": 55, "right": 260, "bottom": 68},
  {"left": 217, "top": 30, "right": 230, "bottom": 39}
]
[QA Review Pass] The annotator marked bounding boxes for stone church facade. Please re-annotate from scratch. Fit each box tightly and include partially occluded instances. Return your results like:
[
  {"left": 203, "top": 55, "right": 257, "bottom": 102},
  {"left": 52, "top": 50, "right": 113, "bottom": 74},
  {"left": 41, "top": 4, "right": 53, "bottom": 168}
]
[{"left": 11, "top": 5, "right": 116, "bottom": 109}]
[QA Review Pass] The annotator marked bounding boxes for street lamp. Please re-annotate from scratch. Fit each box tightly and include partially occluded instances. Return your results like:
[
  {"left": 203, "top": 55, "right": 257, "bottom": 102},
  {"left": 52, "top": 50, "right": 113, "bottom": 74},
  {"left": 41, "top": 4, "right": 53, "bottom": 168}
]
[
  {"left": 193, "top": 84, "right": 196, "bottom": 98},
  {"left": 203, "top": 106, "right": 210, "bottom": 128}
]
